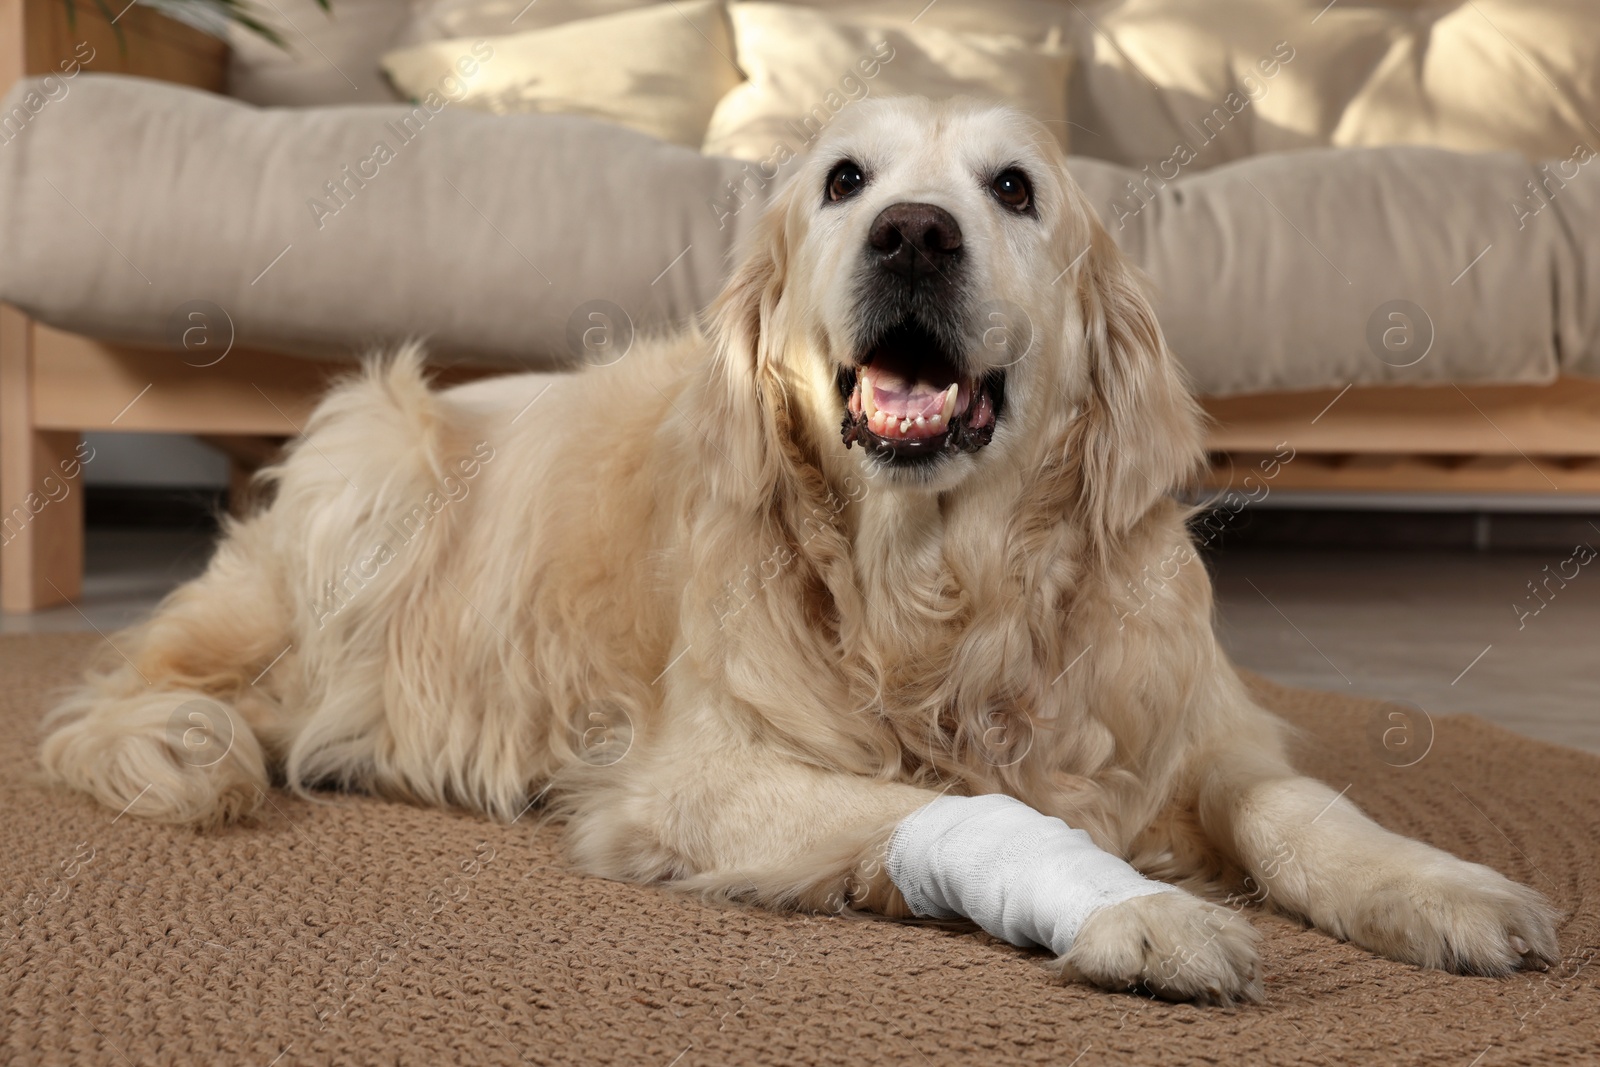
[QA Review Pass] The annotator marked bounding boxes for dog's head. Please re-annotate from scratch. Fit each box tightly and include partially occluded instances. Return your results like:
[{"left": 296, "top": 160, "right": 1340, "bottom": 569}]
[{"left": 708, "top": 97, "right": 1201, "bottom": 542}]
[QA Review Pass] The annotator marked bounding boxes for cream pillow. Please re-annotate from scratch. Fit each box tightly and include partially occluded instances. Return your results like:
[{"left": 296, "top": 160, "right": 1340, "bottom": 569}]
[
  {"left": 394, "top": 0, "right": 659, "bottom": 46},
  {"left": 394, "top": 0, "right": 1072, "bottom": 46},
  {"left": 772, "top": 0, "right": 1072, "bottom": 42},
  {"left": 704, "top": 3, "right": 1072, "bottom": 163},
  {"left": 381, "top": 1, "right": 742, "bottom": 149},
  {"left": 1070, "top": 0, "right": 1600, "bottom": 169}
]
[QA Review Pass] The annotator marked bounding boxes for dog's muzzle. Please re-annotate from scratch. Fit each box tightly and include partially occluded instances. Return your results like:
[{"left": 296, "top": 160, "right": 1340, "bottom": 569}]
[{"left": 837, "top": 202, "right": 1005, "bottom": 464}]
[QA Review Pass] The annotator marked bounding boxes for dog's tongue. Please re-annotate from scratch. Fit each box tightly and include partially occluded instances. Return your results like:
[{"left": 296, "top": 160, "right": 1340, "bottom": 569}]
[
  {"left": 850, "top": 365, "right": 969, "bottom": 441},
  {"left": 871, "top": 367, "right": 951, "bottom": 421}
]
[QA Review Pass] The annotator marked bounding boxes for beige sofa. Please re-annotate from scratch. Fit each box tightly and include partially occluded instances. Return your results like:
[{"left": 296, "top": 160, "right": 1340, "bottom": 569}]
[{"left": 3, "top": 0, "right": 1600, "bottom": 611}]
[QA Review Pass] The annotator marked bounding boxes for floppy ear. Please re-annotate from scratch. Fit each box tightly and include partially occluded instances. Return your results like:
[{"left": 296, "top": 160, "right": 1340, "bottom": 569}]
[
  {"left": 697, "top": 180, "right": 864, "bottom": 612},
  {"left": 1066, "top": 202, "right": 1206, "bottom": 551},
  {"left": 698, "top": 182, "right": 799, "bottom": 508}
]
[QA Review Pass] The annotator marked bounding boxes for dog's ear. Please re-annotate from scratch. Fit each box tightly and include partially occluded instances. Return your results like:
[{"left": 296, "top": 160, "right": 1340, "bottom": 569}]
[
  {"left": 1066, "top": 200, "right": 1205, "bottom": 550},
  {"left": 699, "top": 180, "right": 798, "bottom": 505}
]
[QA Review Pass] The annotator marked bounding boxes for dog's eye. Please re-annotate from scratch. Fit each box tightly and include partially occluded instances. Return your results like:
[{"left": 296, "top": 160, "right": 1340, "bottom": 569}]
[
  {"left": 990, "top": 169, "right": 1033, "bottom": 213},
  {"left": 826, "top": 161, "right": 867, "bottom": 203}
]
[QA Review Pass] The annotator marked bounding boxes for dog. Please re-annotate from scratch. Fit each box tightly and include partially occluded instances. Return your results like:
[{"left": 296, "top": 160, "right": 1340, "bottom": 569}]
[{"left": 41, "top": 97, "right": 1558, "bottom": 1003}]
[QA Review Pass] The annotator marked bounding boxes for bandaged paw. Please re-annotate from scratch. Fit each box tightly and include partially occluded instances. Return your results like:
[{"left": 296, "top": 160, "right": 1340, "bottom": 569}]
[{"left": 886, "top": 793, "right": 1180, "bottom": 957}]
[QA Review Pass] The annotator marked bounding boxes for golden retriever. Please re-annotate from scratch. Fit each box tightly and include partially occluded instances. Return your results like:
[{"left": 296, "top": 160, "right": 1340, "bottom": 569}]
[{"left": 41, "top": 98, "right": 1558, "bottom": 1003}]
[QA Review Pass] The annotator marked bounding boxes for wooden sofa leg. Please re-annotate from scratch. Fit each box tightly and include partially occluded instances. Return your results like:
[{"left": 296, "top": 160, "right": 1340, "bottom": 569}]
[
  {"left": 198, "top": 434, "right": 285, "bottom": 517},
  {"left": 1, "top": 306, "right": 85, "bottom": 613}
]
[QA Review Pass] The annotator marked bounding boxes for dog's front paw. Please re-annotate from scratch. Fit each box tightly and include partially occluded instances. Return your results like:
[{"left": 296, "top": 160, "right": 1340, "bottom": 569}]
[
  {"left": 1053, "top": 890, "right": 1263, "bottom": 1005},
  {"left": 1338, "top": 860, "right": 1560, "bottom": 975}
]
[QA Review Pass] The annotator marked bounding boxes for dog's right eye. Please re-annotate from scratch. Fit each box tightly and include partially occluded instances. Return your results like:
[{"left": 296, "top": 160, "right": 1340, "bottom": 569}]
[{"left": 826, "top": 161, "right": 867, "bottom": 203}]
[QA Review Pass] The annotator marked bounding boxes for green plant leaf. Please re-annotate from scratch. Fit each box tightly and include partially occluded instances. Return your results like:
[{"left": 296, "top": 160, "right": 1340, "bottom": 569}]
[
  {"left": 228, "top": 10, "right": 288, "bottom": 48},
  {"left": 86, "top": 0, "right": 128, "bottom": 53},
  {"left": 76, "top": 0, "right": 314, "bottom": 52}
]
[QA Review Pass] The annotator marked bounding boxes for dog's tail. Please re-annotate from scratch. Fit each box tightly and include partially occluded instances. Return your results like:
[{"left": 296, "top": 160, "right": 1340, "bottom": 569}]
[{"left": 37, "top": 343, "right": 464, "bottom": 825}]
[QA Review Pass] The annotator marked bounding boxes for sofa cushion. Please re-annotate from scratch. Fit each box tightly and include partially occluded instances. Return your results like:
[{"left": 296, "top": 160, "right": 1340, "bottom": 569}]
[
  {"left": 1068, "top": 149, "right": 1573, "bottom": 394},
  {"left": 394, "top": 0, "right": 660, "bottom": 44},
  {"left": 703, "top": 3, "right": 1073, "bottom": 161},
  {"left": 1065, "top": 0, "right": 1600, "bottom": 171},
  {"left": 395, "top": 0, "right": 1078, "bottom": 46},
  {"left": 255, "top": 0, "right": 1600, "bottom": 182},
  {"left": 0, "top": 75, "right": 1594, "bottom": 391},
  {"left": 0, "top": 75, "right": 756, "bottom": 369},
  {"left": 381, "top": 2, "right": 742, "bottom": 149}
]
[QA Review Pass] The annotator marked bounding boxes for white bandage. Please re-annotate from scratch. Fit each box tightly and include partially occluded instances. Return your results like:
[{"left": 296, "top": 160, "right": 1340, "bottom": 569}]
[{"left": 886, "top": 793, "right": 1179, "bottom": 957}]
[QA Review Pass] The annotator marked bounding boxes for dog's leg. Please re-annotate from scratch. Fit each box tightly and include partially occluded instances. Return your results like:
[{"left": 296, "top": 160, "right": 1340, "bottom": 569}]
[
  {"left": 1051, "top": 883, "right": 1262, "bottom": 1004},
  {"left": 39, "top": 519, "right": 291, "bottom": 826},
  {"left": 1197, "top": 739, "right": 1560, "bottom": 975},
  {"left": 894, "top": 794, "right": 1263, "bottom": 1005},
  {"left": 558, "top": 688, "right": 1261, "bottom": 1002},
  {"left": 560, "top": 736, "right": 937, "bottom": 917}
]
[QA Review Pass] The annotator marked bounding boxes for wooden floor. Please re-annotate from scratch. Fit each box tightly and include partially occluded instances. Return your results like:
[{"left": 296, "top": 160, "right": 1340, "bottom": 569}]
[
  {"left": 1209, "top": 546, "right": 1600, "bottom": 754},
  {"left": 4, "top": 529, "right": 1596, "bottom": 754},
  {"left": 0, "top": 528, "right": 216, "bottom": 636}
]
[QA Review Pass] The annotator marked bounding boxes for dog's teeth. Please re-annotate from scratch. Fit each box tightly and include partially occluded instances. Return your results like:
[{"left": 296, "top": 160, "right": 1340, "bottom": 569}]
[
  {"left": 930, "top": 413, "right": 943, "bottom": 428},
  {"left": 915, "top": 416, "right": 926, "bottom": 429},
  {"left": 861, "top": 371, "right": 875, "bottom": 420},
  {"left": 899, "top": 418, "right": 912, "bottom": 434},
  {"left": 940, "top": 383, "right": 959, "bottom": 422}
]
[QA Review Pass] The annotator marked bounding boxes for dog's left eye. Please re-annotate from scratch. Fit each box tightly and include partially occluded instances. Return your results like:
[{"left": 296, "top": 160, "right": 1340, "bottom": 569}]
[
  {"left": 990, "top": 169, "right": 1033, "bottom": 213},
  {"left": 826, "top": 161, "right": 867, "bottom": 203}
]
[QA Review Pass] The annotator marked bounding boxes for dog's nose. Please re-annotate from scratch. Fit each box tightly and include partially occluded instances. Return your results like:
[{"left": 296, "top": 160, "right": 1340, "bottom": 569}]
[{"left": 868, "top": 202, "right": 963, "bottom": 278}]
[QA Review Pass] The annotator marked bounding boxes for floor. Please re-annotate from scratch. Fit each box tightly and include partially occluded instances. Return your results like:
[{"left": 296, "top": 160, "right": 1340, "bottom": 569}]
[
  {"left": 1210, "top": 547, "right": 1600, "bottom": 754},
  {"left": 5, "top": 528, "right": 1597, "bottom": 754},
  {"left": 0, "top": 529, "right": 217, "bottom": 637}
]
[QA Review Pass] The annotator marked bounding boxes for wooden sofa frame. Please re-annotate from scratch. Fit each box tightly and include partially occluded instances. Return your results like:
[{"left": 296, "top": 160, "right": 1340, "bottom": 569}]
[{"left": 5, "top": 0, "right": 1600, "bottom": 612}]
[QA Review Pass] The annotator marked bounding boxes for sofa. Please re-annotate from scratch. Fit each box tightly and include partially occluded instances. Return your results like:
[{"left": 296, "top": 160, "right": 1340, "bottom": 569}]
[{"left": 2, "top": 0, "right": 1599, "bottom": 610}]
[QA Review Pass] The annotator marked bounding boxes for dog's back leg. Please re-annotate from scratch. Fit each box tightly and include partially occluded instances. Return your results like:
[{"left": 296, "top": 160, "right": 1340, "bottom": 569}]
[{"left": 39, "top": 515, "right": 292, "bottom": 826}]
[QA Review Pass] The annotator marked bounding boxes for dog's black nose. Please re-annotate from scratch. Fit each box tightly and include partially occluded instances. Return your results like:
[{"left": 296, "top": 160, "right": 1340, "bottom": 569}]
[{"left": 868, "top": 202, "right": 963, "bottom": 278}]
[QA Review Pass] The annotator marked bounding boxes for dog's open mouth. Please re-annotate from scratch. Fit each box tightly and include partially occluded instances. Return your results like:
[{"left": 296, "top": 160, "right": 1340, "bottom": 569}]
[{"left": 837, "top": 321, "right": 1004, "bottom": 462}]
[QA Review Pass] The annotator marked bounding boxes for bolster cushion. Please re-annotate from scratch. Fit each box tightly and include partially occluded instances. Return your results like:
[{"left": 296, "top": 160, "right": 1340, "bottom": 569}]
[
  {"left": 1, "top": 74, "right": 1597, "bottom": 391},
  {"left": 0, "top": 73, "right": 757, "bottom": 369}
]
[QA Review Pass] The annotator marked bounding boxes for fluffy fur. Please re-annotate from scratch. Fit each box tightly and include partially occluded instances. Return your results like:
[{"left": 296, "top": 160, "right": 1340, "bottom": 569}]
[{"left": 40, "top": 99, "right": 1558, "bottom": 1002}]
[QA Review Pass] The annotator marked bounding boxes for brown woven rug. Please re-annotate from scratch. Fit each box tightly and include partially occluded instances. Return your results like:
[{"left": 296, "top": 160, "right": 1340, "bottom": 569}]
[{"left": 2, "top": 633, "right": 1596, "bottom": 1066}]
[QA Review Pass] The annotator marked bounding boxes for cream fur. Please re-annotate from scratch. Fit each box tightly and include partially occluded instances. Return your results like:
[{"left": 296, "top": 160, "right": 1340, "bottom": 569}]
[{"left": 39, "top": 99, "right": 1558, "bottom": 1002}]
